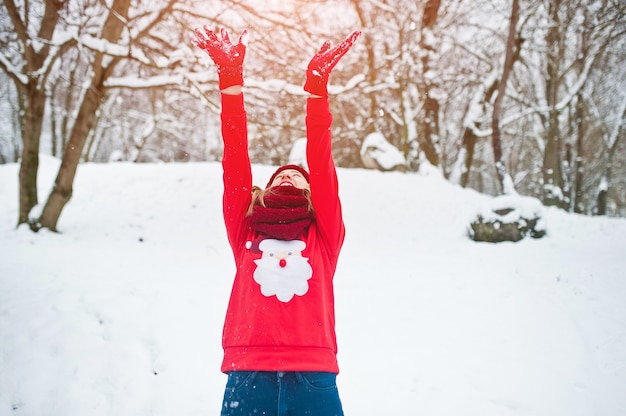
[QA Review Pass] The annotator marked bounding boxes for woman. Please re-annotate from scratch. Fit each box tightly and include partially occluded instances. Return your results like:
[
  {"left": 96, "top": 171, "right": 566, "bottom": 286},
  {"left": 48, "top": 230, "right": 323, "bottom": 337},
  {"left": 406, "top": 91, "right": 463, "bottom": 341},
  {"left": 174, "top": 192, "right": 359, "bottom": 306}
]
[{"left": 192, "top": 27, "right": 361, "bottom": 416}]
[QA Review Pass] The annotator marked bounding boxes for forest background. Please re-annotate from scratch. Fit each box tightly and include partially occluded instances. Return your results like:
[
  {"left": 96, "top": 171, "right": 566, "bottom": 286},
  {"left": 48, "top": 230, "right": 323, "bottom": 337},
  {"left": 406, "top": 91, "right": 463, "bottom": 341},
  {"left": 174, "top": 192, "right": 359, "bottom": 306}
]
[{"left": 1, "top": 0, "right": 625, "bottom": 231}]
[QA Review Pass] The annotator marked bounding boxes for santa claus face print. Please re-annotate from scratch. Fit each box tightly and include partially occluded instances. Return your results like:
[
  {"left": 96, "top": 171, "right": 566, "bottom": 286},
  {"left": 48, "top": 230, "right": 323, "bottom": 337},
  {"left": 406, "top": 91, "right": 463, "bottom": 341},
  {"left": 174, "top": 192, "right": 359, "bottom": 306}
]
[
  {"left": 253, "top": 239, "right": 313, "bottom": 302},
  {"left": 269, "top": 169, "right": 310, "bottom": 190}
]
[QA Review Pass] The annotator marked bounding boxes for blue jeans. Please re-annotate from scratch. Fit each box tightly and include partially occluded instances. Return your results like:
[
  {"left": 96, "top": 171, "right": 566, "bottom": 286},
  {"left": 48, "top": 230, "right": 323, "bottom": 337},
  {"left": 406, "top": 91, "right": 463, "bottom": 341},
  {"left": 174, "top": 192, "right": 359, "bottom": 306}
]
[{"left": 220, "top": 371, "right": 344, "bottom": 416}]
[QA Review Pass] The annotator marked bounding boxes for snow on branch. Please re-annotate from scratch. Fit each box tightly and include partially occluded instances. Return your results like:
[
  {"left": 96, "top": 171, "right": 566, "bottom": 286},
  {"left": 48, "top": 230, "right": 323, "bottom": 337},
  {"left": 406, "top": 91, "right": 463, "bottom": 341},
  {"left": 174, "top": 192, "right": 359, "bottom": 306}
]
[
  {"left": 0, "top": 54, "right": 28, "bottom": 85},
  {"left": 104, "top": 74, "right": 186, "bottom": 89},
  {"left": 78, "top": 34, "right": 127, "bottom": 57},
  {"left": 606, "top": 95, "right": 626, "bottom": 149},
  {"left": 77, "top": 34, "right": 151, "bottom": 65},
  {"left": 462, "top": 69, "right": 499, "bottom": 138}
]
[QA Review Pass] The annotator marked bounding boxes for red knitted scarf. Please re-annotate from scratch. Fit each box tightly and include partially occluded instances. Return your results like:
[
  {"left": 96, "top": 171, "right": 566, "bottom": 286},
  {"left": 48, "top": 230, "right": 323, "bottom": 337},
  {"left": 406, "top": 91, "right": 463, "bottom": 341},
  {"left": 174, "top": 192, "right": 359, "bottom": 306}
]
[{"left": 248, "top": 186, "right": 314, "bottom": 240}]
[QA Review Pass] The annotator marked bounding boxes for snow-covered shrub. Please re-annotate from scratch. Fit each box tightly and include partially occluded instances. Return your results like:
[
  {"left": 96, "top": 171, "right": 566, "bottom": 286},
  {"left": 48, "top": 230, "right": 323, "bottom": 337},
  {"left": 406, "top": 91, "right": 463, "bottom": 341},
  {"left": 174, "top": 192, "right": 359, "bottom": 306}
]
[
  {"left": 468, "top": 194, "right": 547, "bottom": 242},
  {"left": 360, "top": 132, "right": 406, "bottom": 171}
]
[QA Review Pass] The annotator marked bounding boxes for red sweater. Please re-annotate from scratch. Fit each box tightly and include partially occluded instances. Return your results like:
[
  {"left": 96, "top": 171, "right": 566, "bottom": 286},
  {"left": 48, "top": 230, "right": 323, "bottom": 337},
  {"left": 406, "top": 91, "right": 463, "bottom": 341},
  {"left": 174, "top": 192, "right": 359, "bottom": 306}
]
[{"left": 219, "top": 93, "right": 345, "bottom": 374}]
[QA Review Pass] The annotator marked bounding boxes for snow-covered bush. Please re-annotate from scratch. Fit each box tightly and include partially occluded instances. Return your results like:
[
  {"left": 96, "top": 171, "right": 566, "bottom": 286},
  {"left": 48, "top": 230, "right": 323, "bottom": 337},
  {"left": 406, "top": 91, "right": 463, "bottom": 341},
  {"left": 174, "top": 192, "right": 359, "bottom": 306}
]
[
  {"left": 468, "top": 194, "right": 547, "bottom": 242},
  {"left": 360, "top": 132, "right": 406, "bottom": 171}
]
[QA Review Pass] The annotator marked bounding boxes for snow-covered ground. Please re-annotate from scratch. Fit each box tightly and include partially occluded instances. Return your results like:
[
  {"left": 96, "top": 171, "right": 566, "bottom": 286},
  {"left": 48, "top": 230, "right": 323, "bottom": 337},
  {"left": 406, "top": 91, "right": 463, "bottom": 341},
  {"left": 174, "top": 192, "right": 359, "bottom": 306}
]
[{"left": 1, "top": 156, "right": 625, "bottom": 415}]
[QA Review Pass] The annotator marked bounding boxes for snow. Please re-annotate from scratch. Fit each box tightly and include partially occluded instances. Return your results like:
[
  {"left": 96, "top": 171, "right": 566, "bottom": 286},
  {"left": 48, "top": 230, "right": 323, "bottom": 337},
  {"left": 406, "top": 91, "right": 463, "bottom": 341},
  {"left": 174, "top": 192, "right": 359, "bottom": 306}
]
[
  {"left": 0, "top": 54, "right": 28, "bottom": 85},
  {"left": 472, "top": 193, "right": 545, "bottom": 225},
  {"left": 79, "top": 35, "right": 131, "bottom": 59},
  {"left": 1, "top": 155, "right": 626, "bottom": 416},
  {"left": 104, "top": 74, "right": 187, "bottom": 89}
]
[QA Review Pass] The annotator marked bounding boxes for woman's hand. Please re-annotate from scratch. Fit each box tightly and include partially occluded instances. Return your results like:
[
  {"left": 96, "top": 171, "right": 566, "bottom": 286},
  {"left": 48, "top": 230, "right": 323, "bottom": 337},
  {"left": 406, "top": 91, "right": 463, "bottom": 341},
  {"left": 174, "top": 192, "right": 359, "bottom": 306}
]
[
  {"left": 304, "top": 31, "right": 362, "bottom": 97},
  {"left": 192, "top": 27, "right": 249, "bottom": 91}
]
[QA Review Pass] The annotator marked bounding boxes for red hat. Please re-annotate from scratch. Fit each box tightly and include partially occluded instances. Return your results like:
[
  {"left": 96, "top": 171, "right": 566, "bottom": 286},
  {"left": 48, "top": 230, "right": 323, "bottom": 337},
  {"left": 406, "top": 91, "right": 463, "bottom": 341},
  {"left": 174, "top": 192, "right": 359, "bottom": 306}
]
[{"left": 266, "top": 164, "right": 310, "bottom": 188}]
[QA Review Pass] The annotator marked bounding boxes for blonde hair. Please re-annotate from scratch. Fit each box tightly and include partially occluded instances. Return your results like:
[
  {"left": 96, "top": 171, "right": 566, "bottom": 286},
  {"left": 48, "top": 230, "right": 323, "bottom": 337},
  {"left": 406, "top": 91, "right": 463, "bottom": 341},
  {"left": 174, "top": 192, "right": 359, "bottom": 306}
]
[{"left": 246, "top": 186, "right": 313, "bottom": 217}]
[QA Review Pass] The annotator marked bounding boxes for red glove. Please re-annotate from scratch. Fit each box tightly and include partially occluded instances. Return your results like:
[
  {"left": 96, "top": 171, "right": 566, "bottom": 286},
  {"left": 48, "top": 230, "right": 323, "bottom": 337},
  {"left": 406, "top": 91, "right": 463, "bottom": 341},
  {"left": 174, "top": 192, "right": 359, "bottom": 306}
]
[
  {"left": 304, "top": 31, "right": 362, "bottom": 97},
  {"left": 192, "top": 27, "right": 248, "bottom": 90}
]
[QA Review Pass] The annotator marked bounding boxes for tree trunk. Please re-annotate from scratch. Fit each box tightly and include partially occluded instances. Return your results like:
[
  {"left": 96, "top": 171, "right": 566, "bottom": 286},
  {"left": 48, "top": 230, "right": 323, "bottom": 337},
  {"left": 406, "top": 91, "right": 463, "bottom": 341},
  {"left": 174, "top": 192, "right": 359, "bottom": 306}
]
[
  {"left": 350, "top": 1, "right": 381, "bottom": 134},
  {"left": 491, "top": 0, "right": 520, "bottom": 194},
  {"left": 6, "top": 0, "right": 64, "bottom": 226},
  {"left": 459, "top": 127, "right": 477, "bottom": 188},
  {"left": 38, "top": 0, "right": 131, "bottom": 231},
  {"left": 596, "top": 97, "right": 626, "bottom": 216},
  {"left": 572, "top": 94, "right": 585, "bottom": 213},
  {"left": 17, "top": 85, "right": 45, "bottom": 226},
  {"left": 419, "top": 97, "right": 440, "bottom": 166},
  {"left": 596, "top": 187, "right": 607, "bottom": 215},
  {"left": 38, "top": 84, "right": 106, "bottom": 230},
  {"left": 417, "top": 0, "right": 442, "bottom": 167},
  {"left": 542, "top": 0, "right": 564, "bottom": 207}
]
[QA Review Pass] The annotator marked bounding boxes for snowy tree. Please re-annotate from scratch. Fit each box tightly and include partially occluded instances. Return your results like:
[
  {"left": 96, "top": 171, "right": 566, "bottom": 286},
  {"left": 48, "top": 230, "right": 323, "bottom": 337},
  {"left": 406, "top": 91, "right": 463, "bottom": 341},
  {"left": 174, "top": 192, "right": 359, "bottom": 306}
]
[
  {"left": 1, "top": 0, "right": 67, "bottom": 225},
  {"left": 516, "top": 0, "right": 626, "bottom": 209},
  {"left": 1, "top": 0, "right": 625, "bottom": 225},
  {"left": 442, "top": 0, "right": 625, "bottom": 214},
  {"left": 1, "top": 0, "right": 212, "bottom": 230},
  {"left": 347, "top": 0, "right": 444, "bottom": 170},
  {"left": 38, "top": 0, "right": 196, "bottom": 231}
]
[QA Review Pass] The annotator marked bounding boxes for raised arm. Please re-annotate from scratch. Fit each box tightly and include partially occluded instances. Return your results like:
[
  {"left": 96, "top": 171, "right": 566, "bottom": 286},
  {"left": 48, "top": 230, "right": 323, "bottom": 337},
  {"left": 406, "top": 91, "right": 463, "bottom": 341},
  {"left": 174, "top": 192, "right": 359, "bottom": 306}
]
[
  {"left": 303, "top": 31, "right": 361, "bottom": 252},
  {"left": 193, "top": 27, "right": 251, "bottom": 248},
  {"left": 305, "top": 97, "right": 342, "bottom": 251}
]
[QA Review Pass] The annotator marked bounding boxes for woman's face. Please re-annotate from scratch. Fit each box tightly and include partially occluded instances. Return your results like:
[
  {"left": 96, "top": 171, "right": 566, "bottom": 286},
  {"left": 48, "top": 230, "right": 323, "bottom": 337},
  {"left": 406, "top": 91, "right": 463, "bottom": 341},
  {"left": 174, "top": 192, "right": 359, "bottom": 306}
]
[{"left": 269, "top": 169, "right": 310, "bottom": 190}]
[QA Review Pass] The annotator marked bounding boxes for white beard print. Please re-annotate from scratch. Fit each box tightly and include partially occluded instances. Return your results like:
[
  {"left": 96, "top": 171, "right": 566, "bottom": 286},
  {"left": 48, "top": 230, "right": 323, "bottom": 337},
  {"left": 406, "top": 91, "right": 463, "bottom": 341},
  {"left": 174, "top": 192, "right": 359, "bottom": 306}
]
[{"left": 253, "top": 251, "right": 313, "bottom": 303}]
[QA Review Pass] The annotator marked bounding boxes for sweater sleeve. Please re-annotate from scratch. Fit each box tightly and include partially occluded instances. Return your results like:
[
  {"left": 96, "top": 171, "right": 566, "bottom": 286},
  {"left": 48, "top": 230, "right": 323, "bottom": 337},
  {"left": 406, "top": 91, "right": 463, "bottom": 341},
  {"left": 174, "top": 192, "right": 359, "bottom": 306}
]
[
  {"left": 220, "top": 93, "right": 252, "bottom": 250},
  {"left": 305, "top": 97, "right": 345, "bottom": 255}
]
